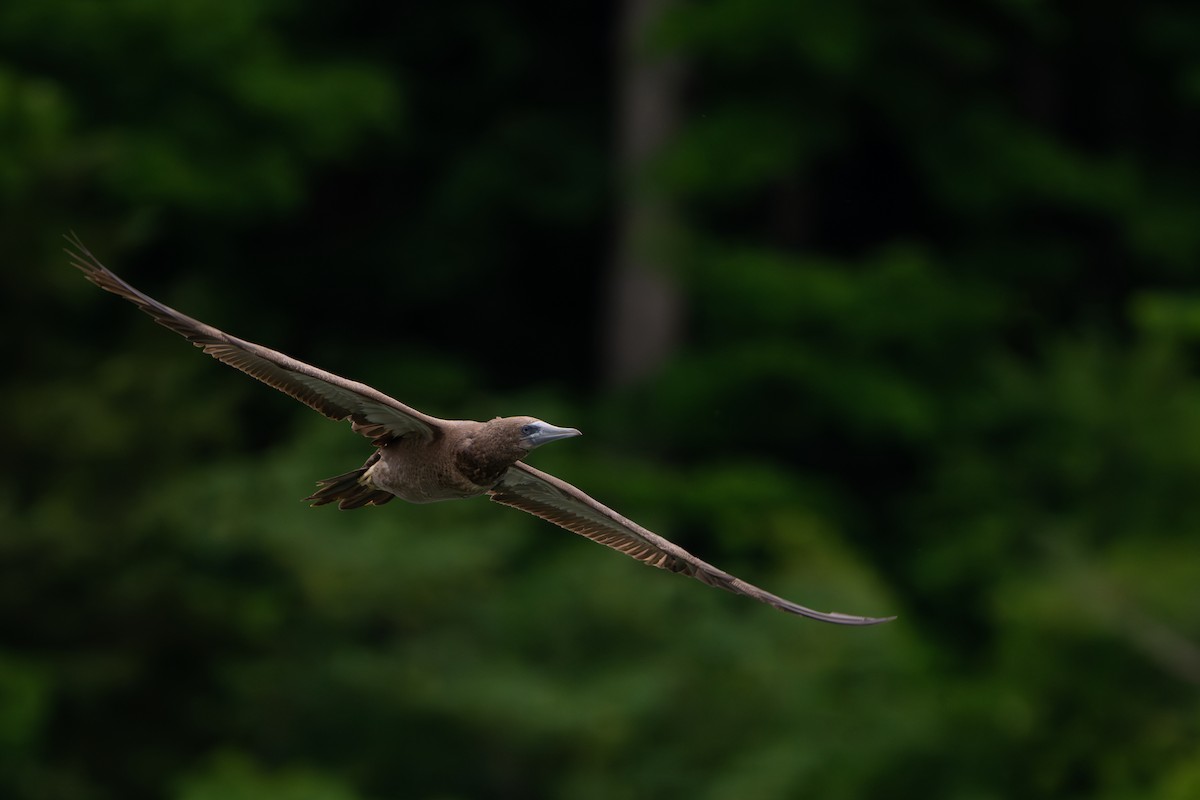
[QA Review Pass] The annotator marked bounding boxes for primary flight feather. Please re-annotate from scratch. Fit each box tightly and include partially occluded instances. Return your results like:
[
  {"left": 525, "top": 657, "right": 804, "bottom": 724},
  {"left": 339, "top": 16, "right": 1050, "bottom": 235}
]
[{"left": 65, "top": 233, "right": 894, "bottom": 625}]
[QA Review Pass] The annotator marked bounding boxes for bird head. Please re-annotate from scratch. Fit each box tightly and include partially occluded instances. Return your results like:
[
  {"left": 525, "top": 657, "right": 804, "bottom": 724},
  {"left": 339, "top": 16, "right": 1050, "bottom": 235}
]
[{"left": 457, "top": 417, "right": 582, "bottom": 488}]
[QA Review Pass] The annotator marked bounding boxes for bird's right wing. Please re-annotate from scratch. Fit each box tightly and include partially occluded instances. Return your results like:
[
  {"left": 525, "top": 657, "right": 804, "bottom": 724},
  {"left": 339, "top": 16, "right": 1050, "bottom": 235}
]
[
  {"left": 66, "top": 234, "right": 442, "bottom": 443},
  {"left": 490, "top": 462, "right": 895, "bottom": 625}
]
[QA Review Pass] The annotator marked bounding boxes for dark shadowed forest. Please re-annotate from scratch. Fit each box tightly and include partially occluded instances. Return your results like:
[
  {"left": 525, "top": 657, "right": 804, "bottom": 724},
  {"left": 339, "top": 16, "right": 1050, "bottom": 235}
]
[{"left": 3, "top": 1, "right": 1200, "bottom": 798}]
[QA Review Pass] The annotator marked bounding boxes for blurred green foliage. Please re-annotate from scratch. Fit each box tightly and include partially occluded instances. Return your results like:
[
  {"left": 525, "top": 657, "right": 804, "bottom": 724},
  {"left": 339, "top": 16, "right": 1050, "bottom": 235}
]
[{"left": 3, "top": 1, "right": 1200, "bottom": 798}]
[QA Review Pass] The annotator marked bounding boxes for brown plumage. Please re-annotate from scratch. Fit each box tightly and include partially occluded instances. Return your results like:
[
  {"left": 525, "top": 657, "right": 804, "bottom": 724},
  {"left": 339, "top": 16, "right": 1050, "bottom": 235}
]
[{"left": 65, "top": 233, "right": 895, "bottom": 626}]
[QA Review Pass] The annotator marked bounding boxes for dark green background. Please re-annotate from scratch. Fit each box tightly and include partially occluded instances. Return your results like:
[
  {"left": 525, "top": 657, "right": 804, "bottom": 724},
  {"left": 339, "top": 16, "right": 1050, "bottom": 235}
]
[{"left": 3, "top": 1, "right": 1200, "bottom": 798}]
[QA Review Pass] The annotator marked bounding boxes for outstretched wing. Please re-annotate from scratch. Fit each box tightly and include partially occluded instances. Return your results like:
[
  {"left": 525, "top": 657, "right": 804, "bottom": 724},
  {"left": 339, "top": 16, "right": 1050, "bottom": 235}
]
[
  {"left": 489, "top": 462, "right": 894, "bottom": 625},
  {"left": 66, "top": 233, "right": 442, "bottom": 443}
]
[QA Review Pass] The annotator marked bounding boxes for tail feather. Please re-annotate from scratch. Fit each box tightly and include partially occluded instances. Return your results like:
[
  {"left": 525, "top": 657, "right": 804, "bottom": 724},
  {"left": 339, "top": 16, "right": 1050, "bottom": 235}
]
[{"left": 306, "top": 452, "right": 394, "bottom": 510}]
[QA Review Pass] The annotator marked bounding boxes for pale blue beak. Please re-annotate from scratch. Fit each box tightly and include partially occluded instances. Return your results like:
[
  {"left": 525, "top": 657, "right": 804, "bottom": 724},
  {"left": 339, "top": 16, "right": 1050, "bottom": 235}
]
[{"left": 523, "top": 422, "right": 582, "bottom": 448}]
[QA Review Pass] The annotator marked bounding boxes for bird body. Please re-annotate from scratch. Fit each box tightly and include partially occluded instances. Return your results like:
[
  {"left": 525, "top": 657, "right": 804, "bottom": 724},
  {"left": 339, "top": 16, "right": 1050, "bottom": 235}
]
[
  {"left": 374, "top": 433, "right": 481, "bottom": 503},
  {"left": 314, "top": 416, "right": 579, "bottom": 507},
  {"left": 65, "top": 234, "right": 894, "bottom": 626}
]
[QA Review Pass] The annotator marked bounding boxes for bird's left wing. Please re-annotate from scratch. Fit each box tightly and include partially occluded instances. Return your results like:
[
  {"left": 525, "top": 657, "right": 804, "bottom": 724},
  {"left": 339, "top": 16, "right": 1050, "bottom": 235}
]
[
  {"left": 65, "top": 234, "right": 442, "bottom": 443},
  {"left": 489, "top": 462, "right": 895, "bottom": 625}
]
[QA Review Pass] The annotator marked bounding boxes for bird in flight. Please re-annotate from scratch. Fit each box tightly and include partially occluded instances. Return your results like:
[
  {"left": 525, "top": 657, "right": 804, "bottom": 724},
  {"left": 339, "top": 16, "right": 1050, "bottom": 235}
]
[{"left": 66, "top": 234, "right": 893, "bottom": 625}]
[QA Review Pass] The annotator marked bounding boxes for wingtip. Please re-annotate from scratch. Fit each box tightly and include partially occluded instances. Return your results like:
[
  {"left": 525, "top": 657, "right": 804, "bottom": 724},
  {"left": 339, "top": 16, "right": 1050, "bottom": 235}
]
[
  {"left": 63, "top": 231, "right": 97, "bottom": 271},
  {"left": 800, "top": 609, "right": 898, "bottom": 626}
]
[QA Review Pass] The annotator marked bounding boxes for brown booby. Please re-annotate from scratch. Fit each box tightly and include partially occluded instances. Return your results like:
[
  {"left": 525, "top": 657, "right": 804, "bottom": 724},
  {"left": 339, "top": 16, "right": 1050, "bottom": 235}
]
[{"left": 66, "top": 234, "right": 894, "bottom": 626}]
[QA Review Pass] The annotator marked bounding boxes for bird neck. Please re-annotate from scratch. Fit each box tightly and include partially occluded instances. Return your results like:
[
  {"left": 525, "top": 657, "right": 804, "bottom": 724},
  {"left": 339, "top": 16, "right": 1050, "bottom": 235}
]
[{"left": 453, "top": 434, "right": 525, "bottom": 489}]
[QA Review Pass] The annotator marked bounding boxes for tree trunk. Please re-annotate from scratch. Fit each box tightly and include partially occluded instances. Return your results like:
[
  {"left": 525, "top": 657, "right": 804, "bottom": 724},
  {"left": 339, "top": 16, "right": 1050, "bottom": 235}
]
[{"left": 603, "top": 0, "right": 684, "bottom": 388}]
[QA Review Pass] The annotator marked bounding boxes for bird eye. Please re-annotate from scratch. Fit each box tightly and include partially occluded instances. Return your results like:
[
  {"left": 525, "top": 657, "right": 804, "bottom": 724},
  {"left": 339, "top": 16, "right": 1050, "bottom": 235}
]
[{"left": 520, "top": 424, "right": 537, "bottom": 436}]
